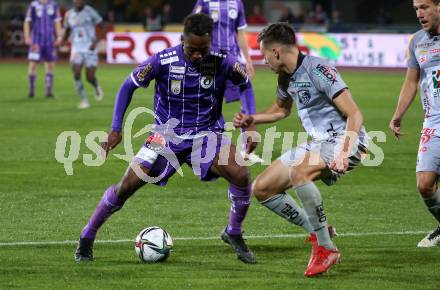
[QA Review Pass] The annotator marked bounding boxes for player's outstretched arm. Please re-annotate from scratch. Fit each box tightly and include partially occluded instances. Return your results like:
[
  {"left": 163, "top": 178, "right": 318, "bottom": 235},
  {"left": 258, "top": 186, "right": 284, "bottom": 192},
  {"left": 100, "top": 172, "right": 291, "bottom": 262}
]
[
  {"left": 237, "top": 29, "right": 254, "bottom": 80},
  {"left": 389, "top": 67, "right": 420, "bottom": 139},
  {"left": 233, "top": 98, "right": 292, "bottom": 128}
]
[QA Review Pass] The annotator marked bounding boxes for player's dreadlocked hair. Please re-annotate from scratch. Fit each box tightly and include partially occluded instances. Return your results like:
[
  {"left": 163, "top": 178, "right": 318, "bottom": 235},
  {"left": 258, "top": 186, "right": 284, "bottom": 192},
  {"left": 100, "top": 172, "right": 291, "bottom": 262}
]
[
  {"left": 183, "top": 13, "right": 214, "bottom": 37},
  {"left": 258, "top": 23, "right": 297, "bottom": 46}
]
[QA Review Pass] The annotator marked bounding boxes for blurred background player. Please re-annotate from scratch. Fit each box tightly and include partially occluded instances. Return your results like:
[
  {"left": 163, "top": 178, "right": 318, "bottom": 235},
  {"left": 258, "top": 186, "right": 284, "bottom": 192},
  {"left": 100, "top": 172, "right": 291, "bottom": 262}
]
[
  {"left": 234, "top": 23, "right": 368, "bottom": 277},
  {"left": 23, "top": 0, "right": 62, "bottom": 98},
  {"left": 74, "top": 13, "right": 256, "bottom": 264},
  {"left": 192, "top": 0, "right": 262, "bottom": 162},
  {"left": 63, "top": 0, "right": 104, "bottom": 109},
  {"left": 390, "top": 0, "right": 440, "bottom": 247}
]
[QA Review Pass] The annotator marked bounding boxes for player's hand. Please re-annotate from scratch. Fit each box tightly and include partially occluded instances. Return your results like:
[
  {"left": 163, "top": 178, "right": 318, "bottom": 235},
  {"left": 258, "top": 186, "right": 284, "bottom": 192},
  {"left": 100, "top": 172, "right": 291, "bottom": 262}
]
[
  {"left": 54, "top": 37, "right": 62, "bottom": 47},
  {"left": 389, "top": 116, "right": 403, "bottom": 139},
  {"left": 244, "top": 123, "right": 259, "bottom": 154},
  {"left": 329, "top": 152, "right": 349, "bottom": 174},
  {"left": 246, "top": 62, "right": 255, "bottom": 80},
  {"left": 89, "top": 41, "right": 98, "bottom": 51},
  {"left": 101, "top": 131, "right": 122, "bottom": 157},
  {"left": 233, "top": 112, "right": 254, "bottom": 128}
]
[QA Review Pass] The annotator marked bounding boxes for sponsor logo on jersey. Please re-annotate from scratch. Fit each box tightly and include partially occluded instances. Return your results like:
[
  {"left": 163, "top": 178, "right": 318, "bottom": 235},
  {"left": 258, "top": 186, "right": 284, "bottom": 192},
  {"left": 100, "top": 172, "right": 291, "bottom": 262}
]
[
  {"left": 136, "top": 63, "right": 152, "bottom": 82},
  {"left": 187, "top": 66, "right": 199, "bottom": 76},
  {"left": 200, "top": 75, "right": 214, "bottom": 89},
  {"left": 293, "top": 82, "right": 312, "bottom": 88},
  {"left": 416, "top": 42, "right": 435, "bottom": 49},
  {"left": 160, "top": 56, "right": 179, "bottom": 65},
  {"left": 432, "top": 69, "right": 440, "bottom": 97},
  {"left": 170, "top": 65, "right": 185, "bottom": 74},
  {"left": 171, "top": 79, "right": 181, "bottom": 94},
  {"left": 312, "top": 64, "right": 338, "bottom": 85},
  {"left": 170, "top": 74, "right": 183, "bottom": 80}
]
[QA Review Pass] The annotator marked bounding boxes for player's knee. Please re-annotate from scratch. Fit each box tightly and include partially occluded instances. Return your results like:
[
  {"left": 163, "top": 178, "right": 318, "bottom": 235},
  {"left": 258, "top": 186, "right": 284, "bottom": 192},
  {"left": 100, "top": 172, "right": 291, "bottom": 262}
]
[
  {"left": 417, "top": 181, "right": 437, "bottom": 198},
  {"left": 86, "top": 75, "right": 95, "bottom": 84},
  {"left": 230, "top": 167, "right": 250, "bottom": 188},
  {"left": 290, "top": 165, "right": 311, "bottom": 187},
  {"left": 252, "top": 176, "right": 274, "bottom": 201}
]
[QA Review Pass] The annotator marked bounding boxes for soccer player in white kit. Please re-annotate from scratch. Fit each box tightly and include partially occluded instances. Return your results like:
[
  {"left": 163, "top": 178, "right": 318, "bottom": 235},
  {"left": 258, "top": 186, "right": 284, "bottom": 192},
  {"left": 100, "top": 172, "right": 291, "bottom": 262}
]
[
  {"left": 390, "top": 0, "right": 440, "bottom": 248},
  {"left": 63, "top": 0, "right": 104, "bottom": 109},
  {"left": 234, "top": 23, "right": 368, "bottom": 277}
]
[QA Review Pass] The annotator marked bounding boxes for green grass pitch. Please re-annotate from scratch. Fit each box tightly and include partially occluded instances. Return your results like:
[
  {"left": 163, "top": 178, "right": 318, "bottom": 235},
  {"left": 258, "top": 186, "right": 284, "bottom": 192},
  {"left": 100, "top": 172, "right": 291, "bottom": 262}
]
[{"left": 1, "top": 62, "right": 439, "bottom": 289}]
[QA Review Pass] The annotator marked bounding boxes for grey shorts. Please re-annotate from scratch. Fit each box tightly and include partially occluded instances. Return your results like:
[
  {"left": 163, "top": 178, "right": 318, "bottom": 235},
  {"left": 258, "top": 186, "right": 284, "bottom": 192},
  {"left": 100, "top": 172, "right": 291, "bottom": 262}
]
[
  {"left": 279, "top": 139, "right": 367, "bottom": 186},
  {"left": 70, "top": 51, "right": 98, "bottom": 67},
  {"left": 416, "top": 134, "right": 440, "bottom": 174}
]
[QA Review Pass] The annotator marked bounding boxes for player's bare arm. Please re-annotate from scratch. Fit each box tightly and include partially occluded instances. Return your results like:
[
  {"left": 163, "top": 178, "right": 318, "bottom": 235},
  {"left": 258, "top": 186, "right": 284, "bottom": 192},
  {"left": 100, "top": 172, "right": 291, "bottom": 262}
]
[
  {"left": 389, "top": 67, "right": 420, "bottom": 138},
  {"left": 237, "top": 29, "right": 254, "bottom": 79},
  {"left": 233, "top": 98, "right": 292, "bottom": 128},
  {"left": 90, "top": 22, "right": 105, "bottom": 51},
  {"left": 23, "top": 20, "right": 31, "bottom": 46},
  {"left": 329, "top": 89, "right": 364, "bottom": 173},
  {"left": 54, "top": 20, "right": 63, "bottom": 47}
]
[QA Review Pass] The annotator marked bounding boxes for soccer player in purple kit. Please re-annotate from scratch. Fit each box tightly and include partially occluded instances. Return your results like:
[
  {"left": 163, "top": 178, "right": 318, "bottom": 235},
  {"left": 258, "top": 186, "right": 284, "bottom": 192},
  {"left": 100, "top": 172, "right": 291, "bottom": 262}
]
[
  {"left": 74, "top": 13, "right": 256, "bottom": 264},
  {"left": 192, "top": 0, "right": 262, "bottom": 162},
  {"left": 23, "top": 0, "right": 62, "bottom": 98}
]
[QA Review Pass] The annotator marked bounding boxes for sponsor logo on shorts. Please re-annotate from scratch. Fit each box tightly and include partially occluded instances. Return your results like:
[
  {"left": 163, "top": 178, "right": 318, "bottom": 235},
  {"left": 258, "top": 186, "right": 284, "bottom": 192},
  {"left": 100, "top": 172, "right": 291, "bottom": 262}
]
[{"left": 145, "top": 133, "right": 166, "bottom": 152}]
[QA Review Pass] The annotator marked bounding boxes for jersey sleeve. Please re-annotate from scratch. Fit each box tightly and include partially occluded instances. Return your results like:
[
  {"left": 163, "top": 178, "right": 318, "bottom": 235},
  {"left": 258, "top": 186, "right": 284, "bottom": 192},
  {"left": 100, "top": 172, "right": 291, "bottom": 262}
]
[
  {"left": 237, "top": 0, "right": 247, "bottom": 30},
  {"left": 54, "top": 4, "right": 62, "bottom": 22},
  {"left": 192, "top": 0, "right": 208, "bottom": 14},
  {"left": 225, "top": 55, "right": 248, "bottom": 85},
  {"left": 309, "top": 58, "right": 347, "bottom": 100},
  {"left": 276, "top": 73, "right": 291, "bottom": 100},
  {"left": 407, "top": 35, "right": 419, "bottom": 68},
  {"left": 25, "top": 4, "right": 33, "bottom": 22},
  {"left": 91, "top": 7, "right": 103, "bottom": 24},
  {"left": 130, "top": 54, "right": 159, "bottom": 88}
]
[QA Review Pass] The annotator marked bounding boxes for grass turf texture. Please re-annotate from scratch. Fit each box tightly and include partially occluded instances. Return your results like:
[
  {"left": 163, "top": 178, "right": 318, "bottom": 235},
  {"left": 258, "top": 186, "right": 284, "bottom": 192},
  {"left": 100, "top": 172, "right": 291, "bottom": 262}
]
[{"left": 1, "top": 63, "right": 439, "bottom": 289}]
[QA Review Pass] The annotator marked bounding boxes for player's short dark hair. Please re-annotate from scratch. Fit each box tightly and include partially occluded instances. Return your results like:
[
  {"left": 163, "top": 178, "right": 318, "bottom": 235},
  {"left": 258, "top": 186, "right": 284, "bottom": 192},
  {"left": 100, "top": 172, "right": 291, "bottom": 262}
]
[
  {"left": 183, "top": 13, "right": 213, "bottom": 37},
  {"left": 258, "top": 23, "right": 296, "bottom": 47}
]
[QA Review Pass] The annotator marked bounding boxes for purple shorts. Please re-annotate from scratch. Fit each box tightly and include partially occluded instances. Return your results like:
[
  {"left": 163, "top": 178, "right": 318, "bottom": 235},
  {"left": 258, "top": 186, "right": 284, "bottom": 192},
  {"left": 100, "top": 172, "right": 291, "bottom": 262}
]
[
  {"left": 28, "top": 44, "right": 57, "bottom": 62},
  {"left": 133, "top": 132, "right": 231, "bottom": 186}
]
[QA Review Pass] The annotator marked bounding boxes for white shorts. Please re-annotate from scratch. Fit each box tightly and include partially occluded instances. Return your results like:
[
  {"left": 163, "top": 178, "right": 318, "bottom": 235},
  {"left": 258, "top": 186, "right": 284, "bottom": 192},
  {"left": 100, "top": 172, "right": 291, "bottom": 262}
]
[
  {"left": 417, "top": 134, "right": 440, "bottom": 174},
  {"left": 70, "top": 51, "right": 98, "bottom": 67},
  {"left": 279, "top": 138, "right": 367, "bottom": 186}
]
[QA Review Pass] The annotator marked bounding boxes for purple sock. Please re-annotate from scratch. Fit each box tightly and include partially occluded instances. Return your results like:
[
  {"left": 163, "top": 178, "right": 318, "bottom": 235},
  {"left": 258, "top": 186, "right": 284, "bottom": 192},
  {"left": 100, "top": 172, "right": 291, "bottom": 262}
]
[
  {"left": 80, "top": 185, "right": 126, "bottom": 239},
  {"left": 29, "top": 74, "right": 36, "bottom": 96},
  {"left": 226, "top": 183, "right": 251, "bottom": 235},
  {"left": 45, "top": 73, "right": 53, "bottom": 96}
]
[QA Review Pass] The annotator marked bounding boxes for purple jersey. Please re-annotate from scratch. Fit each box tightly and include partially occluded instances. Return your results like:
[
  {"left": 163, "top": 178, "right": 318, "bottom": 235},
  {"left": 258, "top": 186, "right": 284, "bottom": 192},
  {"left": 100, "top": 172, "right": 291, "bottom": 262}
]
[
  {"left": 115, "top": 45, "right": 248, "bottom": 136},
  {"left": 193, "top": 0, "right": 247, "bottom": 56},
  {"left": 25, "top": 0, "right": 61, "bottom": 46}
]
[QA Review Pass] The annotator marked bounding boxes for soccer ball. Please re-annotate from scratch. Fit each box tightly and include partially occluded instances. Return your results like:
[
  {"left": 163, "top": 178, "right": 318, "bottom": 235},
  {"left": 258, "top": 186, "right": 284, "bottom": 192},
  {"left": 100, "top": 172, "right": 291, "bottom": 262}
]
[{"left": 134, "top": 226, "right": 173, "bottom": 263}]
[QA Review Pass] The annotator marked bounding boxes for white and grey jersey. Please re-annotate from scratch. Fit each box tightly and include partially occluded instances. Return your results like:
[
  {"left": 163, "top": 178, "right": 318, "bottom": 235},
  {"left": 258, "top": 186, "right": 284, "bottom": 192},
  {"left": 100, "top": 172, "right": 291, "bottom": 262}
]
[
  {"left": 277, "top": 54, "right": 368, "bottom": 145},
  {"left": 64, "top": 5, "right": 102, "bottom": 53},
  {"left": 408, "top": 29, "right": 440, "bottom": 136}
]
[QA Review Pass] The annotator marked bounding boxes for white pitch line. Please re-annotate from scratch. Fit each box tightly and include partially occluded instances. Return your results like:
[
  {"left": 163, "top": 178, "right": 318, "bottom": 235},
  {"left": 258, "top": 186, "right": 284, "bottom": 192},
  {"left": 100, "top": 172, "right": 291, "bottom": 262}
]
[{"left": 0, "top": 230, "right": 429, "bottom": 247}]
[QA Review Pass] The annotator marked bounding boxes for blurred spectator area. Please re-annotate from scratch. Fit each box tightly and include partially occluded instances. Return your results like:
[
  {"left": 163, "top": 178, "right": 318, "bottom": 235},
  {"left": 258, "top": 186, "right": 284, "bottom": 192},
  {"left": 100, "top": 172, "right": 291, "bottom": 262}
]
[{"left": 0, "top": 0, "right": 423, "bottom": 57}]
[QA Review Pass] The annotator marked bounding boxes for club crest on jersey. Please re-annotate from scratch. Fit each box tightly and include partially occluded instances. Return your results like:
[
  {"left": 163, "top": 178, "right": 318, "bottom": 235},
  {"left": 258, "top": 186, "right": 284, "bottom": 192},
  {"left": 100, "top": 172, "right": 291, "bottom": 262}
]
[
  {"left": 228, "top": 9, "right": 238, "bottom": 19},
  {"left": 210, "top": 10, "right": 219, "bottom": 22},
  {"left": 171, "top": 80, "right": 181, "bottom": 94},
  {"left": 298, "top": 90, "right": 311, "bottom": 105},
  {"left": 201, "top": 75, "right": 214, "bottom": 89}
]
